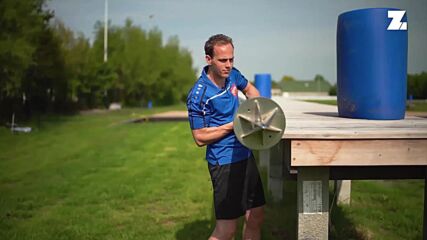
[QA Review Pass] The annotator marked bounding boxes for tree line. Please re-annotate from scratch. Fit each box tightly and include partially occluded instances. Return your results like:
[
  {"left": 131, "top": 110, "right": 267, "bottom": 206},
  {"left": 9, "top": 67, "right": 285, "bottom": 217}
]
[
  {"left": 407, "top": 72, "right": 427, "bottom": 99},
  {"left": 0, "top": 0, "right": 196, "bottom": 122},
  {"left": 327, "top": 72, "right": 427, "bottom": 98}
]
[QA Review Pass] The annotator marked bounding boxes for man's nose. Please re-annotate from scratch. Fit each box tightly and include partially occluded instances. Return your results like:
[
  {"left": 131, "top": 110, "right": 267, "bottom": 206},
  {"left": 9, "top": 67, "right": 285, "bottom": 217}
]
[{"left": 225, "top": 60, "right": 232, "bottom": 68}]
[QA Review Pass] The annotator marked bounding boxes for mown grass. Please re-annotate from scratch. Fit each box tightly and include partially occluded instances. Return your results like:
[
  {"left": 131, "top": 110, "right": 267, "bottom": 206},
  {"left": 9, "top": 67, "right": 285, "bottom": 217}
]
[
  {"left": 0, "top": 105, "right": 424, "bottom": 239},
  {"left": 0, "top": 105, "right": 213, "bottom": 240},
  {"left": 330, "top": 180, "right": 424, "bottom": 240},
  {"left": 407, "top": 100, "right": 427, "bottom": 112}
]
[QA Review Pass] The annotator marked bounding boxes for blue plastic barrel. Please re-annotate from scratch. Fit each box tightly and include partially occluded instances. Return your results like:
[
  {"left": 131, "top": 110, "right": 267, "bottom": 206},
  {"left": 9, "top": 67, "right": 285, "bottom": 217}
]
[
  {"left": 254, "top": 74, "right": 272, "bottom": 98},
  {"left": 337, "top": 8, "right": 408, "bottom": 120}
]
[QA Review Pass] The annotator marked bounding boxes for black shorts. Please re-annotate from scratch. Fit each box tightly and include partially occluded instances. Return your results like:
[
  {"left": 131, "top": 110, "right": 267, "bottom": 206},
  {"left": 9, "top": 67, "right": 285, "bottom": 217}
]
[{"left": 208, "top": 155, "right": 266, "bottom": 220}]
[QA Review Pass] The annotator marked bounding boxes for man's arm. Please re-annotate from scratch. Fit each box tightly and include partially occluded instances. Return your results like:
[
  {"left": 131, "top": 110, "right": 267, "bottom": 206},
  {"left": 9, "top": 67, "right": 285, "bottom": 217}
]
[
  {"left": 191, "top": 122, "right": 233, "bottom": 147},
  {"left": 190, "top": 82, "right": 259, "bottom": 147},
  {"left": 242, "top": 82, "right": 260, "bottom": 99}
]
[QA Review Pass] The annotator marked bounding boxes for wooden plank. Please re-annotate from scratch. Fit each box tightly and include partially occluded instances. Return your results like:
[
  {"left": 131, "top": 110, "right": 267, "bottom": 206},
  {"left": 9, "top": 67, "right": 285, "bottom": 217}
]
[
  {"left": 291, "top": 139, "right": 427, "bottom": 166},
  {"left": 271, "top": 96, "right": 427, "bottom": 139},
  {"left": 284, "top": 129, "right": 427, "bottom": 139},
  {"left": 285, "top": 119, "right": 427, "bottom": 128},
  {"left": 283, "top": 118, "right": 427, "bottom": 139}
]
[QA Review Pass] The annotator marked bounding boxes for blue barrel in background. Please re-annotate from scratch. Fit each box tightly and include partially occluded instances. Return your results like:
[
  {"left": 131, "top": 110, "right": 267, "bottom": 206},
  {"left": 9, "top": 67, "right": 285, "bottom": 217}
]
[
  {"left": 254, "top": 74, "right": 272, "bottom": 98},
  {"left": 337, "top": 8, "right": 408, "bottom": 120}
]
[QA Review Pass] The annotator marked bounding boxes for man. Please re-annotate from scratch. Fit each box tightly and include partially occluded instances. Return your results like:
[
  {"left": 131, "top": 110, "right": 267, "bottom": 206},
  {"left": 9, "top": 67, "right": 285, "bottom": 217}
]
[{"left": 186, "top": 34, "right": 265, "bottom": 240}]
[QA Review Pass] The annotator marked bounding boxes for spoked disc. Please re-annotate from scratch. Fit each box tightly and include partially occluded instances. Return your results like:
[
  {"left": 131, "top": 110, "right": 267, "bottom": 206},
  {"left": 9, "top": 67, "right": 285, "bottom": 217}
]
[{"left": 234, "top": 97, "right": 286, "bottom": 150}]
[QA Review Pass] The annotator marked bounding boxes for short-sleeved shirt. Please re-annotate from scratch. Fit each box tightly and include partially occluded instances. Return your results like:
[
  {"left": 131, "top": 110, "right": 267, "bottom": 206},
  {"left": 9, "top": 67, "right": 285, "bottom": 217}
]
[{"left": 187, "top": 66, "right": 251, "bottom": 165}]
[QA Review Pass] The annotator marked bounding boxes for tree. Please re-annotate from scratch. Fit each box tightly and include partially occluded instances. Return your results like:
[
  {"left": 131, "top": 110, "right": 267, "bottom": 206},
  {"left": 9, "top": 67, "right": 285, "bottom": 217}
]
[
  {"left": 329, "top": 83, "right": 337, "bottom": 96},
  {"left": 1, "top": 12, "right": 197, "bottom": 118},
  {"left": 23, "top": 22, "right": 67, "bottom": 114},
  {"left": 271, "top": 80, "right": 281, "bottom": 89},
  {"left": 0, "top": 0, "right": 55, "bottom": 119},
  {"left": 91, "top": 19, "right": 196, "bottom": 107},
  {"left": 52, "top": 19, "right": 92, "bottom": 107},
  {"left": 0, "top": 0, "right": 49, "bottom": 98},
  {"left": 281, "top": 75, "right": 295, "bottom": 83},
  {"left": 314, "top": 74, "right": 326, "bottom": 82},
  {"left": 407, "top": 72, "right": 427, "bottom": 99}
]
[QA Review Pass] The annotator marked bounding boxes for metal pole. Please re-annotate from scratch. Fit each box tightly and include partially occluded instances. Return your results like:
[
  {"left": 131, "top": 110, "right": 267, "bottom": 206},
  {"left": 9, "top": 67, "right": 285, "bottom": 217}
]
[{"left": 104, "top": 0, "right": 108, "bottom": 63}]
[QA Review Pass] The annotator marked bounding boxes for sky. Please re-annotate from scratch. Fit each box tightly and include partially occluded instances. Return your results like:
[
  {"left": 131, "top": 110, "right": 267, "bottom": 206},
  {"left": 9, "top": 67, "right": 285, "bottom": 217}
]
[{"left": 47, "top": 0, "right": 427, "bottom": 83}]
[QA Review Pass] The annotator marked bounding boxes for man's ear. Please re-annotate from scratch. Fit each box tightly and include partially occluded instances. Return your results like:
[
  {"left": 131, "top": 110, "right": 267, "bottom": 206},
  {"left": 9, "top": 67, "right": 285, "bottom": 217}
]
[{"left": 205, "top": 55, "right": 212, "bottom": 65}]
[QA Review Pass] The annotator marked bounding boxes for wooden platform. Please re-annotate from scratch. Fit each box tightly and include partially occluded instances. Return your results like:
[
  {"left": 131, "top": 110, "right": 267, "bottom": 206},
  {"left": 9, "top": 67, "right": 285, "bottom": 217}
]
[
  {"left": 269, "top": 97, "right": 427, "bottom": 239},
  {"left": 273, "top": 97, "right": 427, "bottom": 166}
]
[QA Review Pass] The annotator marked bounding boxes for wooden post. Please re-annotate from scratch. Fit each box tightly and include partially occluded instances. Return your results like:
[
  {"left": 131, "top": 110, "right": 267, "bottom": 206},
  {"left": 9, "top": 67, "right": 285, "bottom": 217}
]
[
  {"left": 259, "top": 150, "right": 270, "bottom": 169},
  {"left": 336, "top": 180, "right": 351, "bottom": 205},
  {"left": 297, "top": 167, "right": 329, "bottom": 240},
  {"left": 268, "top": 143, "right": 283, "bottom": 201}
]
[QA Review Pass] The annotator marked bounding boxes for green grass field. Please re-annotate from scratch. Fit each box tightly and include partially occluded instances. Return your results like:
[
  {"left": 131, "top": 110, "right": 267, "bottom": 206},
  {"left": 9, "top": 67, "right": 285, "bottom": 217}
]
[
  {"left": 0, "top": 106, "right": 424, "bottom": 239},
  {"left": 330, "top": 180, "right": 424, "bottom": 240},
  {"left": 407, "top": 100, "right": 427, "bottom": 112}
]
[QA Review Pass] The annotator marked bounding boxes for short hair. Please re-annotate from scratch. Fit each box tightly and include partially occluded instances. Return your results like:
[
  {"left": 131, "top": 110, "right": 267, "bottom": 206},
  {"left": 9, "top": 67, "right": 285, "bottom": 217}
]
[{"left": 204, "top": 34, "right": 234, "bottom": 57}]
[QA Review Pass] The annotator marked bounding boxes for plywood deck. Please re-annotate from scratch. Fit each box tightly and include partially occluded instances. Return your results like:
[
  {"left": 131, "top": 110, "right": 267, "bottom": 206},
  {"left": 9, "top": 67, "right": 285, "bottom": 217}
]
[{"left": 272, "top": 97, "right": 427, "bottom": 139}]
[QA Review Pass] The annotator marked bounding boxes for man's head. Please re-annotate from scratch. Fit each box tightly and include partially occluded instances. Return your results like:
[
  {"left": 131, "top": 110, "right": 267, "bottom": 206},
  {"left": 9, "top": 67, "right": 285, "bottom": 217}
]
[
  {"left": 205, "top": 34, "right": 235, "bottom": 80},
  {"left": 204, "top": 34, "right": 234, "bottom": 58}
]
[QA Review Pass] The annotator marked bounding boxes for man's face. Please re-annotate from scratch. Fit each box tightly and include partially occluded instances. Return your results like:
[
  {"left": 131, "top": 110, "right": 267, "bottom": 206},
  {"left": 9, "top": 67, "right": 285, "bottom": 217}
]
[{"left": 206, "top": 43, "right": 234, "bottom": 79}]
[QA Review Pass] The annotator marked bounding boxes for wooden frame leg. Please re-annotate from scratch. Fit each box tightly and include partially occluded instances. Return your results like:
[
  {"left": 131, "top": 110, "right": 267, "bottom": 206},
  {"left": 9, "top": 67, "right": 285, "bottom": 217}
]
[
  {"left": 336, "top": 180, "right": 351, "bottom": 205},
  {"left": 259, "top": 149, "right": 270, "bottom": 169},
  {"left": 268, "top": 143, "right": 283, "bottom": 201},
  {"left": 297, "top": 167, "right": 329, "bottom": 240}
]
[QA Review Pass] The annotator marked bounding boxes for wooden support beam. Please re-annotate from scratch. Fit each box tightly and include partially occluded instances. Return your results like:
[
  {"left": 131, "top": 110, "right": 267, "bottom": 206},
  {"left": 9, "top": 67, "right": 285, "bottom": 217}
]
[
  {"left": 283, "top": 140, "right": 297, "bottom": 180},
  {"left": 292, "top": 139, "right": 427, "bottom": 166},
  {"left": 297, "top": 167, "right": 329, "bottom": 240},
  {"left": 336, "top": 180, "right": 351, "bottom": 205},
  {"left": 258, "top": 150, "right": 269, "bottom": 169},
  {"left": 268, "top": 143, "right": 284, "bottom": 201}
]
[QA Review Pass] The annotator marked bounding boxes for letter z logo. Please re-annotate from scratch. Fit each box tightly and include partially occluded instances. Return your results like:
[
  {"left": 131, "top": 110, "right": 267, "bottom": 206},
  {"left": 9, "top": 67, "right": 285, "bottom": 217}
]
[{"left": 387, "top": 10, "right": 407, "bottom": 30}]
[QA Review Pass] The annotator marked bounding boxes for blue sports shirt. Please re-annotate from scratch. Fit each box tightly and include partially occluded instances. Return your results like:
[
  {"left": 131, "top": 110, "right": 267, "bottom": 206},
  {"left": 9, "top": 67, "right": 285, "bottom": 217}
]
[{"left": 187, "top": 66, "right": 252, "bottom": 165}]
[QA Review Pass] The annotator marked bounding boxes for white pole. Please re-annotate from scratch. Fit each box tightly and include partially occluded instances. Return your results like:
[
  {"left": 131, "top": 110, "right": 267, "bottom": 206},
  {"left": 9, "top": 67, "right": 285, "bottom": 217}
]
[{"left": 104, "top": 0, "right": 108, "bottom": 62}]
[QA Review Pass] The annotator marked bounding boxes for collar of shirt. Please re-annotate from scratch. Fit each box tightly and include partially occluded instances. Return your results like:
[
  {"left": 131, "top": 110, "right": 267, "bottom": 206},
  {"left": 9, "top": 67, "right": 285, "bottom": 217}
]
[{"left": 201, "top": 66, "right": 230, "bottom": 91}]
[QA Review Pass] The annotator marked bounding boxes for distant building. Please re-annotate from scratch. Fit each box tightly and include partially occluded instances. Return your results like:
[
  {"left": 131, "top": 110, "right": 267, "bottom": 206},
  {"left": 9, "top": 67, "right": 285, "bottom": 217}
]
[{"left": 272, "top": 88, "right": 282, "bottom": 96}]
